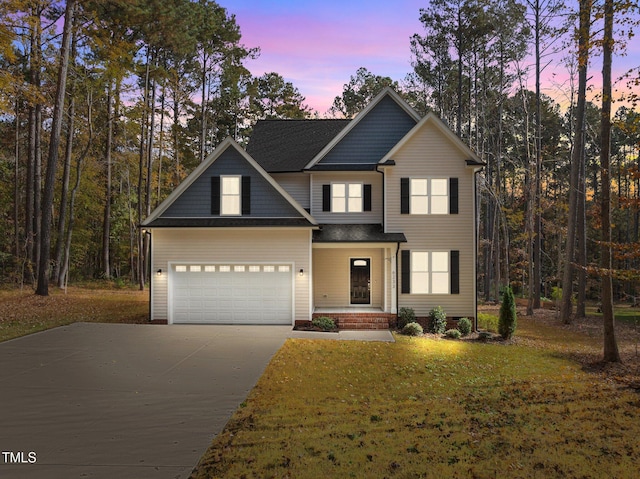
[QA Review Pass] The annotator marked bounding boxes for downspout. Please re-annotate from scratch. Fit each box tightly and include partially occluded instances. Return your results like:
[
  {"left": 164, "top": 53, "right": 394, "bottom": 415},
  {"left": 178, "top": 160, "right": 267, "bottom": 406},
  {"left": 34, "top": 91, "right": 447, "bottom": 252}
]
[
  {"left": 395, "top": 241, "right": 401, "bottom": 316},
  {"left": 473, "top": 168, "right": 481, "bottom": 332},
  {"left": 144, "top": 228, "right": 152, "bottom": 322}
]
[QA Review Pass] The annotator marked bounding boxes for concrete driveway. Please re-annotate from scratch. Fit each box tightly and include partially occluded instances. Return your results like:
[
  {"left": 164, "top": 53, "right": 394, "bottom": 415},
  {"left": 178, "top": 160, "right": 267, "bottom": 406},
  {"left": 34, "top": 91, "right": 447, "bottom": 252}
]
[{"left": 0, "top": 323, "right": 290, "bottom": 479}]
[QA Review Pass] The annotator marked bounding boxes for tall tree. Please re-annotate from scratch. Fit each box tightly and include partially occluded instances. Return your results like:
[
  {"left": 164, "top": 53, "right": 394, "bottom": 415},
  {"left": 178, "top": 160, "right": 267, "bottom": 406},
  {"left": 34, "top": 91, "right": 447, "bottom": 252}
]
[
  {"left": 599, "top": 0, "right": 620, "bottom": 362},
  {"left": 249, "top": 72, "right": 311, "bottom": 119},
  {"left": 330, "top": 67, "right": 398, "bottom": 118},
  {"left": 560, "top": 0, "right": 591, "bottom": 323},
  {"left": 36, "top": 0, "right": 76, "bottom": 296}
]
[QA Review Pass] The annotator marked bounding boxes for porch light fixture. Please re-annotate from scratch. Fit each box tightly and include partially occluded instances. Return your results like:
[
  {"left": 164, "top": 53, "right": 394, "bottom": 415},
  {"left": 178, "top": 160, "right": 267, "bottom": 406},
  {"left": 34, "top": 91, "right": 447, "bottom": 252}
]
[
  {"left": 299, "top": 268, "right": 304, "bottom": 276},
  {"left": 156, "top": 268, "right": 162, "bottom": 276}
]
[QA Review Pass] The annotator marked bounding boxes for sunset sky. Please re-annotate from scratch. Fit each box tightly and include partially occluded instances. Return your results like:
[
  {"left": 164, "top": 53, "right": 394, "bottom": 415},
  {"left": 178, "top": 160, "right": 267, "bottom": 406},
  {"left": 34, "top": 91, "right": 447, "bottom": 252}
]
[{"left": 217, "top": 0, "right": 640, "bottom": 115}]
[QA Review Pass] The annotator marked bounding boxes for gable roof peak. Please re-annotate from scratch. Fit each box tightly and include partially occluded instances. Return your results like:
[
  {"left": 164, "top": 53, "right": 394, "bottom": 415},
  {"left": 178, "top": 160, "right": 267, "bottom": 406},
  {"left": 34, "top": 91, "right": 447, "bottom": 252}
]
[
  {"left": 142, "top": 136, "right": 317, "bottom": 226},
  {"left": 303, "top": 87, "right": 421, "bottom": 170}
]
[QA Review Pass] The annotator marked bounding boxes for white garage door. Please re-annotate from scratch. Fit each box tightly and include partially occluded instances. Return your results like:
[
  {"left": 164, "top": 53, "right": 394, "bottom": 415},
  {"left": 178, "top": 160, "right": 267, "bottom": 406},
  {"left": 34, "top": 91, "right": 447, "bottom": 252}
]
[{"left": 170, "top": 263, "right": 293, "bottom": 324}]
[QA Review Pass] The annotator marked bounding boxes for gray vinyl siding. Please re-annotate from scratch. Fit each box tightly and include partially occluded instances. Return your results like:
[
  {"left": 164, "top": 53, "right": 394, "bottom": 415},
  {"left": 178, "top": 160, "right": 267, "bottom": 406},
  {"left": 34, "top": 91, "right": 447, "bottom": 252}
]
[
  {"left": 161, "top": 147, "right": 302, "bottom": 218},
  {"left": 318, "top": 96, "right": 417, "bottom": 165},
  {"left": 271, "top": 173, "right": 310, "bottom": 209},
  {"left": 310, "top": 172, "right": 383, "bottom": 224},
  {"left": 385, "top": 121, "right": 476, "bottom": 318},
  {"left": 151, "top": 228, "right": 311, "bottom": 322}
]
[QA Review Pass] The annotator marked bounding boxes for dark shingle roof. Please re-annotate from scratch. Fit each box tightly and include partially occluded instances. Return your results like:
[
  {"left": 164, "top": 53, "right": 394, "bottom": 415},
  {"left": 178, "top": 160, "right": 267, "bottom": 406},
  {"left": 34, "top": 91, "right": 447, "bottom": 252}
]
[
  {"left": 246, "top": 119, "right": 350, "bottom": 172},
  {"left": 313, "top": 224, "right": 407, "bottom": 243}
]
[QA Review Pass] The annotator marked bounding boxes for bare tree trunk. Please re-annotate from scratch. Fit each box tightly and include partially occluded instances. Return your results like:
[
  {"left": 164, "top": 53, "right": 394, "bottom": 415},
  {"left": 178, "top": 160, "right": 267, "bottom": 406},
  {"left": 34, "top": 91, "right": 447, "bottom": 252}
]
[
  {"left": 36, "top": 0, "right": 76, "bottom": 296},
  {"left": 14, "top": 100, "right": 21, "bottom": 260},
  {"left": 53, "top": 23, "right": 77, "bottom": 285},
  {"left": 560, "top": 0, "right": 591, "bottom": 324},
  {"left": 600, "top": 0, "right": 620, "bottom": 363},
  {"left": 53, "top": 76, "right": 75, "bottom": 284},
  {"left": 576, "top": 144, "right": 587, "bottom": 319},
  {"left": 137, "top": 51, "right": 151, "bottom": 291},
  {"left": 102, "top": 81, "right": 114, "bottom": 280},
  {"left": 533, "top": 0, "right": 542, "bottom": 309}
]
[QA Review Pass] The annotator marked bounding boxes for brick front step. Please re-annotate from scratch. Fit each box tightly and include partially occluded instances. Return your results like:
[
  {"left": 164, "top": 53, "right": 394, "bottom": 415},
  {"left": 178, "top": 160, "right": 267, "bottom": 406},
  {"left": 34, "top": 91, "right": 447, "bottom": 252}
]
[{"left": 311, "top": 312, "right": 396, "bottom": 330}]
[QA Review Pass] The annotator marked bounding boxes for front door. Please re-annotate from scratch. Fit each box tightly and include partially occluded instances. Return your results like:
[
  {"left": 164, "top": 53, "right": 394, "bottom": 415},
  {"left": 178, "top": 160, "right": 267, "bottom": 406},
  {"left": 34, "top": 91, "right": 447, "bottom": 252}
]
[{"left": 350, "top": 258, "right": 371, "bottom": 305}]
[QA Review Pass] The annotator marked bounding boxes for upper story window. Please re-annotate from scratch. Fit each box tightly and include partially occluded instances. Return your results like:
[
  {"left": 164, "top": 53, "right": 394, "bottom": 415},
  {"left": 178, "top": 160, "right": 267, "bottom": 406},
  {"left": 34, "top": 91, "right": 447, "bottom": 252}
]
[
  {"left": 221, "top": 176, "right": 241, "bottom": 215},
  {"left": 212, "top": 175, "right": 250, "bottom": 216},
  {"left": 402, "top": 177, "right": 457, "bottom": 215},
  {"left": 322, "top": 183, "right": 372, "bottom": 213},
  {"left": 332, "top": 182, "right": 363, "bottom": 213},
  {"left": 410, "top": 178, "right": 448, "bottom": 214}
]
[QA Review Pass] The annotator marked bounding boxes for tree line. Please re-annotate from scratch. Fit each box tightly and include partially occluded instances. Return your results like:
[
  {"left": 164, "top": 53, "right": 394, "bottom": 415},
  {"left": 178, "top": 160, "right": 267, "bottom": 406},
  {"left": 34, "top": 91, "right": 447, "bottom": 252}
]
[{"left": 0, "top": 0, "right": 639, "bottom": 360}]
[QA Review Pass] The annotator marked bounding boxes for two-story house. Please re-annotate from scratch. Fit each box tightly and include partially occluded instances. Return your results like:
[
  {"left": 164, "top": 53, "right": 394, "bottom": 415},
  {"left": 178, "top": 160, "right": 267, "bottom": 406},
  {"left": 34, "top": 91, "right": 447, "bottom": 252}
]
[{"left": 142, "top": 88, "right": 483, "bottom": 329}]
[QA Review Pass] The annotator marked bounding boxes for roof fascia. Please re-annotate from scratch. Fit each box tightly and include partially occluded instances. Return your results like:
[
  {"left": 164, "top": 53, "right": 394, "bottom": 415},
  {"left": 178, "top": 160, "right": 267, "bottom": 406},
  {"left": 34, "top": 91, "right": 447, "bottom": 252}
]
[{"left": 303, "top": 87, "right": 421, "bottom": 170}]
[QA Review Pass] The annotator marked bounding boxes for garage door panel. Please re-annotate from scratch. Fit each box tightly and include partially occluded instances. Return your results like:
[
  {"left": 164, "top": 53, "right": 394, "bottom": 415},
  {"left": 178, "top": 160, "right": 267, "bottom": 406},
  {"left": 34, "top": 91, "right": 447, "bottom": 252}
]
[{"left": 171, "top": 264, "right": 292, "bottom": 324}]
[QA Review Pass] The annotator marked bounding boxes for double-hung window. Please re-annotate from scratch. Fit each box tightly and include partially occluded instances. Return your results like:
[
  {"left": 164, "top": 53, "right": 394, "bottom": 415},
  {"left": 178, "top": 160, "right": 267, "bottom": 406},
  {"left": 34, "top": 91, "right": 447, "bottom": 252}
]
[
  {"left": 410, "top": 178, "right": 448, "bottom": 215},
  {"left": 332, "top": 183, "right": 363, "bottom": 213},
  {"left": 410, "top": 251, "right": 450, "bottom": 294},
  {"left": 220, "top": 176, "right": 241, "bottom": 216}
]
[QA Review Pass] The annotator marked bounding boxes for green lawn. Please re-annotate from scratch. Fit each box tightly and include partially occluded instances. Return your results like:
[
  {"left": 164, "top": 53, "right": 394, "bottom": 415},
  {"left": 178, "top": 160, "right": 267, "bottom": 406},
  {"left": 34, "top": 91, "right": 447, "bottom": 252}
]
[{"left": 191, "top": 318, "right": 640, "bottom": 479}]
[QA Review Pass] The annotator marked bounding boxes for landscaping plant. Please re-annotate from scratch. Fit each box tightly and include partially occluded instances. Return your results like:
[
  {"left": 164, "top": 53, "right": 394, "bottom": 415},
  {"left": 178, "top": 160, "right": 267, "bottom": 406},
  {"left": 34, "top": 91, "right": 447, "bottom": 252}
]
[
  {"left": 499, "top": 286, "right": 517, "bottom": 339},
  {"left": 457, "top": 317, "right": 472, "bottom": 336},
  {"left": 428, "top": 306, "right": 447, "bottom": 334},
  {"left": 401, "top": 322, "right": 423, "bottom": 336},
  {"left": 445, "top": 329, "right": 461, "bottom": 339},
  {"left": 311, "top": 316, "right": 337, "bottom": 331},
  {"left": 397, "top": 307, "right": 416, "bottom": 330}
]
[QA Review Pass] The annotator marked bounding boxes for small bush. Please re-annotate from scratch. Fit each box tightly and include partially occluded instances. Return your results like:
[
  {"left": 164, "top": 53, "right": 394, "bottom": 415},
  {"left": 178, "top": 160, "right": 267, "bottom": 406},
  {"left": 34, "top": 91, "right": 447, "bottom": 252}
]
[
  {"left": 499, "top": 286, "right": 517, "bottom": 339},
  {"left": 445, "top": 329, "right": 461, "bottom": 339},
  {"left": 312, "top": 316, "right": 336, "bottom": 331},
  {"left": 401, "top": 322, "right": 423, "bottom": 336},
  {"left": 397, "top": 307, "right": 416, "bottom": 330},
  {"left": 477, "top": 313, "right": 499, "bottom": 332},
  {"left": 428, "top": 306, "right": 447, "bottom": 334},
  {"left": 478, "top": 331, "right": 493, "bottom": 341},
  {"left": 457, "top": 317, "right": 472, "bottom": 336}
]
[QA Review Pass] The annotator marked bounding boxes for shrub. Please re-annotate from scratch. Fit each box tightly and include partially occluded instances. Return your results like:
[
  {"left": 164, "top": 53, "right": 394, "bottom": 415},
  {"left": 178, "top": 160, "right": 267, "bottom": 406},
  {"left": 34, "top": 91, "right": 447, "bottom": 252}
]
[
  {"left": 397, "top": 307, "right": 416, "bottom": 330},
  {"left": 478, "top": 331, "right": 493, "bottom": 341},
  {"left": 499, "top": 286, "right": 517, "bottom": 339},
  {"left": 445, "top": 329, "right": 461, "bottom": 339},
  {"left": 428, "top": 306, "right": 447, "bottom": 334},
  {"left": 477, "top": 313, "right": 499, "bottom": 332},
  {"left": 312, "top": 316, "right": 336, "bottom": 331},
  {"left": 401, "top": 322, "right": 423, "bottom": 336},
  {"left": 457, "top": 317, "right": 472, "bottom": 336}
]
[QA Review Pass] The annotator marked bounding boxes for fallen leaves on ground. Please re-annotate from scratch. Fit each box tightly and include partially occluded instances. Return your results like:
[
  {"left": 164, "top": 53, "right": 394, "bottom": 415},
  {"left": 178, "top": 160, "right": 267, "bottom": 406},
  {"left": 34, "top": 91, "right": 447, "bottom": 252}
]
[
  {"left": 0, "top": 286, "right": 148, "bottom": 342},
  {"left": 190, "top": 307, "right": 640, "bottom": 479}
]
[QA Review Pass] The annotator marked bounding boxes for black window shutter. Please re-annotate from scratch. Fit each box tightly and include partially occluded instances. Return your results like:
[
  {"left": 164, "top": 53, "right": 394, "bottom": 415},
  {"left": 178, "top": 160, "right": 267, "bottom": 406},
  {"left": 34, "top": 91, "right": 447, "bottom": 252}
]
[
  {"left": 449, "top": 178, "right": 459, "bottom": 214},
  {"left": 401, "top": 250, "right": 411, "bottom": 294},
  {"left": 401, "top": 178, "right": 410, "bottom": 214},
  {"left": 242, "top": 176, "right": 251, "bottom": 215},
  {"left": 364, "top": 184, "right": 372, "bottom": 211},
  {"left": 450, "top": 250, "right": 460, "bottom": 294},
  {"left": 211, "top": 176, "right": 220, "bottom": 215},
  {"left": 322, "top": 184, "right": 331, "bottom": 211}
]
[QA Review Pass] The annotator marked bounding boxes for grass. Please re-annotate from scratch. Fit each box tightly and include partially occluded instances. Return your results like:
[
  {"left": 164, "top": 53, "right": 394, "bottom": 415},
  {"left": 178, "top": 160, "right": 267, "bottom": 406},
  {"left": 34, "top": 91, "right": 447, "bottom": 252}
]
[
  {"left": 0, "top": 285, "right": 148, "bottom": 342},
  {"left": 190, "top": 316, "right": 640, "bottom": 479}
]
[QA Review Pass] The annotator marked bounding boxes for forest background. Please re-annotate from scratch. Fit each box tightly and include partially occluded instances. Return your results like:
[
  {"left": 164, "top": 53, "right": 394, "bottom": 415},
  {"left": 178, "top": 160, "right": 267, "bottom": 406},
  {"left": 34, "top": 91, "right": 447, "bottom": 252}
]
[{"left": 0, "top": 0, "right": 639, "bottom": 347}]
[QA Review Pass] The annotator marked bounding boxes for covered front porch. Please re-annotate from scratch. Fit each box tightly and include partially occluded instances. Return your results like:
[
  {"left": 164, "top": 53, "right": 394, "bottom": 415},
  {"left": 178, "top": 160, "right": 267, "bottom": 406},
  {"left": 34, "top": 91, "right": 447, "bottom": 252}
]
[{"left": 309, "top": 224, "right": 406, "bottom": 330}]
